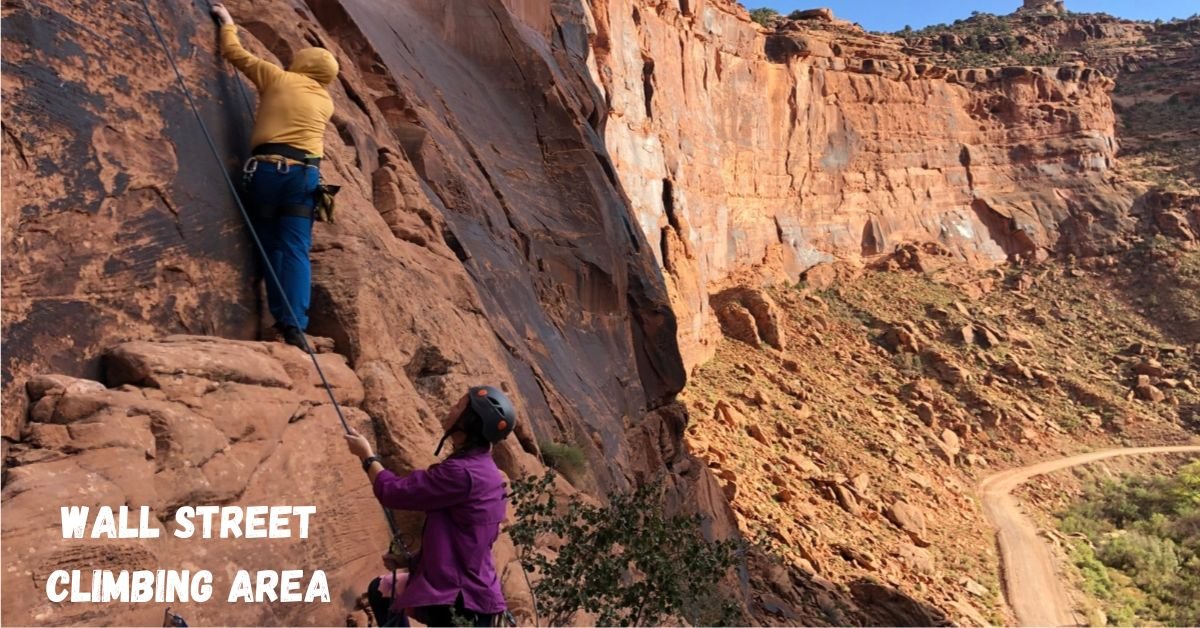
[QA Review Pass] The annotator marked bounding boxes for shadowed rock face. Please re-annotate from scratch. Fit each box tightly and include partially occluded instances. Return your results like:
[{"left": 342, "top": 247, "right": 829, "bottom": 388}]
[
  {"left": 592, "top": 1, "right": 1135, "bottom": 368},
  {"left": 1, "top": 1, "right": 263, "bottom": 434},
  {"left": 2, "top": 1, "right": 727, "bottom": 625}
]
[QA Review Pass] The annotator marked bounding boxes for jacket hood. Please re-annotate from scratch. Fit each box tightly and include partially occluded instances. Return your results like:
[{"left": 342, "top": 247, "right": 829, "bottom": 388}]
[{"left": 289, "top": 47, "right": 338, "bottom": 85}]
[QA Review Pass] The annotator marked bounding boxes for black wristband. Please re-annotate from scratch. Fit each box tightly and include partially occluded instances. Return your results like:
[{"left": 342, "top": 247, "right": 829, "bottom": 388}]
[{"left": 362, "top": 455, "right": 382, "bottom": 472}]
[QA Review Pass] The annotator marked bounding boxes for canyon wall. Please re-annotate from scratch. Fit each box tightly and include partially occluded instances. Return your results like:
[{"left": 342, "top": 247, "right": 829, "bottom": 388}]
[{"left": 592, "top": 0, "right": 1134, "bottom": 367}]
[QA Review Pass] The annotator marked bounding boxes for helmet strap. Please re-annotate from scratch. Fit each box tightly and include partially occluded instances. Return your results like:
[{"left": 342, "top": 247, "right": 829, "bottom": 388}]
[{"left": 433, "top": 422, "right": 462, "bottom": 456}]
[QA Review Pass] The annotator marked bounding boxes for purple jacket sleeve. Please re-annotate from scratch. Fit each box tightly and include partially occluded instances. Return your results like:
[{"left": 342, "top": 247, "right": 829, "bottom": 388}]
[{"left": 373, "top": 462, "right": 472, "bottom": 511}]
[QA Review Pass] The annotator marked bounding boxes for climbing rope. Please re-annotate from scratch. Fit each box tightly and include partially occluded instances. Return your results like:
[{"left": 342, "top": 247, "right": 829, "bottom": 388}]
[{"left": 134, "top": 0, "right": 403, "bottom": 539}]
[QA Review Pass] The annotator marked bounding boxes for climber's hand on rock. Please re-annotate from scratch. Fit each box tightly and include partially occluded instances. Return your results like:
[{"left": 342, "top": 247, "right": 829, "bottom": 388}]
[
  {"left": 211, "top": 4, "right": 234, "bottom": 26},
  {"left": 344, "top": 430, "right": 373, "bottom": 460}
]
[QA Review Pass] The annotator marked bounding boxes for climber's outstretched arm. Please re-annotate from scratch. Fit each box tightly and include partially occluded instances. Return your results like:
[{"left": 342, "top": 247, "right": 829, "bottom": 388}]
[{"left": 211, "top": 3, "right": 284, "bottom": 91}]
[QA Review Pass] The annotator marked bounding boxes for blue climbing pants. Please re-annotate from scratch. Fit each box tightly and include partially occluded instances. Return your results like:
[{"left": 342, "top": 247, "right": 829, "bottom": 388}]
[{"left": 245, "top": 160, "right": 318, "bottom": 331}]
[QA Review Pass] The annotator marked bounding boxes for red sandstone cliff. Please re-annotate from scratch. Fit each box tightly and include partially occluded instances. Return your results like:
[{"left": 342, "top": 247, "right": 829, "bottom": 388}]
[{"left": 592, "top": 0, "right": 1140, "bottom": 368}]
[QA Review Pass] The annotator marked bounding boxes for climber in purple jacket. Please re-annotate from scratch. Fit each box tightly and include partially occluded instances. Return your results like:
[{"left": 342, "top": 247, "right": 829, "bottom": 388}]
[{"left": 345, "top": 386, "right": 516, "bottom": 627}]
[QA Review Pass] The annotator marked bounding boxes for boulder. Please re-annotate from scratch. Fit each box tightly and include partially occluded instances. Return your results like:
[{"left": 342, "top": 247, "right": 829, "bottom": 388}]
[
  {"left": 746, "top": 423, "right": 770, "bottom": 445},
  {"left": 1002, "top": 358, "right": 1034, "bottom": 380},
  {"left": 833, "top": 484, "right": 861, "bottom": 514},
  {"left": 1134, "top": 358, "right": 1165, "bottom": 377},
  {"left": 1135, "top": 381, "right": 1166, "bottom": 403},
  {"left": 915, "top": 402, "right": 936, "bottom": 427},
  {"left": 714, "top": 400, "right": 747, "bottom": 427},
  {"left": 716, "top": 302, "right": 760, "bottom": 346},
  {"left": 789, "top": 8, "right": 835, "bottom": 21},
  {"left": 962, "top": 577, "right": 990, "bottom": 598},
  {"left": 935, "top": 428, "right": 961, "bottom": 464},
  {"left": 886, "top": 500, "right": 931, "bottom": 547},
  {"left": 928, "top": 351, "right": 969, "bottom": 384},
  {"left": 895, "top": 543, "right": 937, "bottom": 576},
  {"left": 881, "top": 323, "right": 922, "bottom": 354},
  {"left": 783, "top": 452, "right": 821, "bottom": 474},
  {"left": 713, "top": 288, "right": 787, "bottom": 351},
  {"left": 976, "top": 326, "right": 1002, "bottom": 349}
]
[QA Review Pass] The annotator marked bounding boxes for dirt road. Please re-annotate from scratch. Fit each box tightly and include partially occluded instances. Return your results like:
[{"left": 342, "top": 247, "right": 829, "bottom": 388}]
[{"left": 979, "top": 445, "right": 1200, "bottom": 627}]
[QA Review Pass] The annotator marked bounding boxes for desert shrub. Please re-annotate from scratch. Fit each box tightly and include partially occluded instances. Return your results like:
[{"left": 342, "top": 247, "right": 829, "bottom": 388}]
[
  {"left": 507, "top": 472, "right": 743, "bottom": 626},
  {"left": 539, "top": 440, "right": 587, "bottom": 484},
  {"left": 1058, "top": 461, "right": 1200, "bottom": 625},
  {"left": 748, "top": 7, "right": 778, "bottom": 26}
]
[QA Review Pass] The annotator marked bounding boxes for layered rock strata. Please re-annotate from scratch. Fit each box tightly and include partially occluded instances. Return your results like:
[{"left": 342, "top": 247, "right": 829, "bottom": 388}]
[{"left": 592, "top": 1, "right": 1132, "bottom": 367}]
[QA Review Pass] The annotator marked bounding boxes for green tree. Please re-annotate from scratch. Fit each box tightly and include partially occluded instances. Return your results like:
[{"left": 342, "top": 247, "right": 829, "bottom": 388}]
[
  {"left": 748, "top": 7, "right": 779, "bottom": 26},
  {"left": 1174, "top": 460, "right": 1200, "bottom": 510},
  {"left": 507, "top": 472, "right": 743, "bottom": 626}
]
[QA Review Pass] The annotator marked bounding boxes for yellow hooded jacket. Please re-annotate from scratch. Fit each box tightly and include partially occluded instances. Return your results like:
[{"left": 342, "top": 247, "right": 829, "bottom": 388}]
[{"left": 219, "top": 25, "right": 337, "bottom": 158}]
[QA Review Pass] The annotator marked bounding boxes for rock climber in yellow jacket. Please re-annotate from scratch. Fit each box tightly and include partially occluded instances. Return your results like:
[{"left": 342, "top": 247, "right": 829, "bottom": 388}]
[{"left": 211, "top": 3, "right": 337, "bottom": 349}]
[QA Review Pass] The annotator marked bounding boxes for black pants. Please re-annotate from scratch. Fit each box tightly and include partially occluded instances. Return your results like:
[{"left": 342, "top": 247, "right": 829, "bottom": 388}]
[{"left": 417, "top": 594, "right": 496, "bottom": 627}]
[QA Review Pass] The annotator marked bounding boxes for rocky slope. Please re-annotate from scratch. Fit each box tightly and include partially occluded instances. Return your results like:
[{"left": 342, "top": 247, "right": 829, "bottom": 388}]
[{"left": 683, "top": 245, "right": 1199, "bottom": 624}]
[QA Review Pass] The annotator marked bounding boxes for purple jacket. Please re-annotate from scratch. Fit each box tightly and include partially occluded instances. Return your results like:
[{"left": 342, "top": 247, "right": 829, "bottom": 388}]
[{"left": 373, "top": 448, "right": 508, "bottom": 614}]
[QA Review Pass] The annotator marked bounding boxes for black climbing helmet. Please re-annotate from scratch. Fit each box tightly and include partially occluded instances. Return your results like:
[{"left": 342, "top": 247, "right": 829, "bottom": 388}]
[
  {"left": 434, "top": 385, "right": 517, "bottom": 456},
  {"left": 466, "top": 385, "right": 516, "bottom": 444}
]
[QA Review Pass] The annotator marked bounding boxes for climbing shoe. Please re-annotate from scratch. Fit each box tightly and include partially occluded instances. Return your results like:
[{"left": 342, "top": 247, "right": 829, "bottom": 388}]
[{"left": 280, "top": 325, "right": 307, "bottom": 349}]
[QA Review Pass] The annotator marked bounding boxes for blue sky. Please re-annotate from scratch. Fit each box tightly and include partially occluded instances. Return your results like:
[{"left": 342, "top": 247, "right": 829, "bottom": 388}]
[{"left": 749, "top": 1, "right": 1198, "bottom": 32}]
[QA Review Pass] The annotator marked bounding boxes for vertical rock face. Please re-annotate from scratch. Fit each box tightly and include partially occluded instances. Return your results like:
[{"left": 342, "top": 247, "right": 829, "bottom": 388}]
[
  {"left": 1, "top": 1, "right": 262, "bottom": 434},
  {"left": 592, "top": 1, "right": 1130, "bottom": 367},
  {"left": 2, "top": 0, "right": 689, "bottom": 484}
]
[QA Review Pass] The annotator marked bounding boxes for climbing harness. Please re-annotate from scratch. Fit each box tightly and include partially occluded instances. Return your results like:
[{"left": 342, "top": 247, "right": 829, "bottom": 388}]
[{"left": 135, "top": 0, "right": 402, "bottom": 543}]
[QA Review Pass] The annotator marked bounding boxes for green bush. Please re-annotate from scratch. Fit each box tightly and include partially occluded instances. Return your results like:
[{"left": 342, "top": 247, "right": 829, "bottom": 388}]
[
  {"left": 539, "top": 440, "right": 587, "bottom": 484},
  {"left": 748, "top": 7, "right": 778, "bottom": 26},
  {"left": 507, "top": 472, "right": 743, "bottom": 626},
  {"left": 1058, "top": 461, "right": 1200, "bottom": 625}
]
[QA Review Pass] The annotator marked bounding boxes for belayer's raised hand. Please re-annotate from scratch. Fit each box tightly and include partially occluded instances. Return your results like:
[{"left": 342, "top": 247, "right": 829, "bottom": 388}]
[
  {"left": 344, "top": 430, "right": 374, "bottom": 461},
  {"left": 211, "top": 3, "right": 234, "bottom": 26}
]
